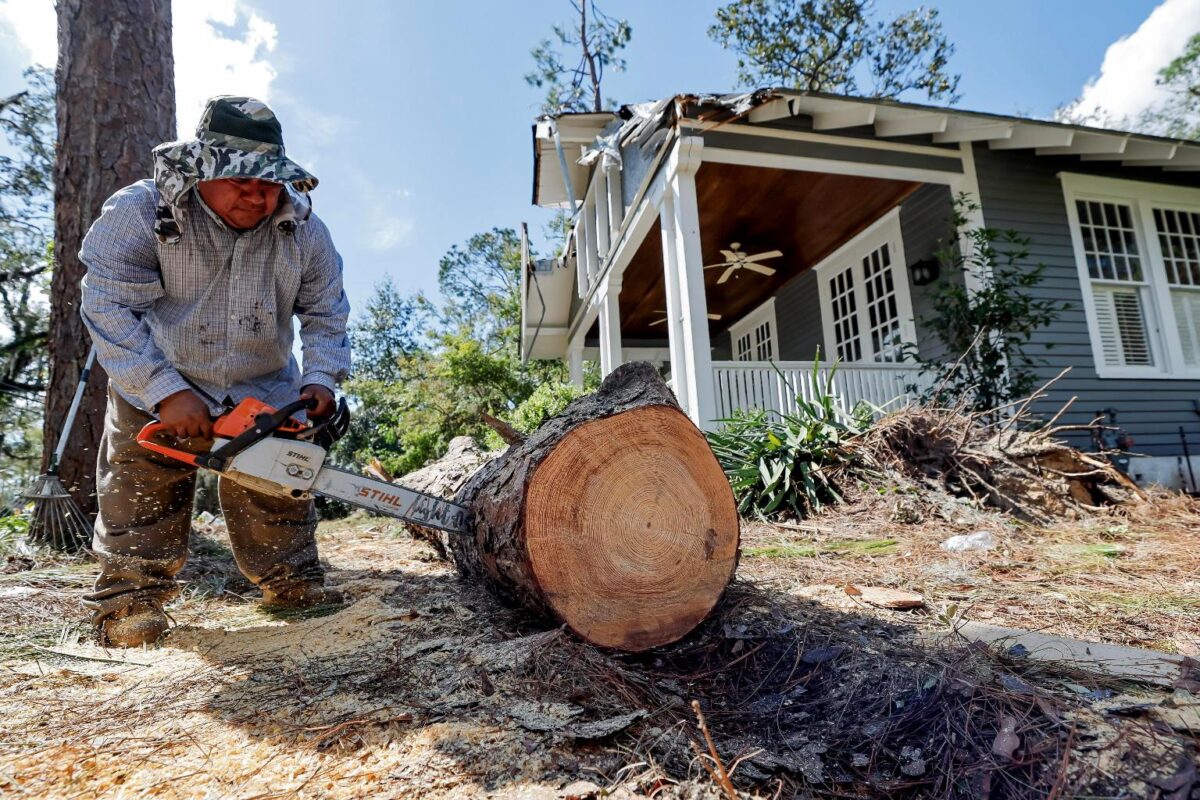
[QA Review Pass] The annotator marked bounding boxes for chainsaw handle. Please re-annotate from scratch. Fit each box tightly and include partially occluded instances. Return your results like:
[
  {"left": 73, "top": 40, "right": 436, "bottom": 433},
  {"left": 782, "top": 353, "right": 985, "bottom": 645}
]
[{"left": 136, "top": 421, "right": 204, "bottom": 467}]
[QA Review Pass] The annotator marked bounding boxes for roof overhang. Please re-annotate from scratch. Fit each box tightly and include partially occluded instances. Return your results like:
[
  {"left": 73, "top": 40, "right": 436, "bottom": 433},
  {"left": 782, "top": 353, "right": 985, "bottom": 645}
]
[
  {"left": 532, "top": 112, "right": 617, "bottom": 207},
  {"left": 738, "top": 90, "right": 1200, "bottom": 169},
  {"left": 531, "top": 92, "right": 1200, "bottom": 211},
  {"left": 521, "top": 257, "right": 576, "bottom": 360}
]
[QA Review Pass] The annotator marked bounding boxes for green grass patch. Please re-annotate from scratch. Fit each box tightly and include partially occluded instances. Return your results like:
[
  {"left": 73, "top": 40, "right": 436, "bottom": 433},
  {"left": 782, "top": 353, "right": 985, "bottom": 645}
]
[
  {"left": 0, "top": 619, "right": 91, "bottom": 662},
  {"left": 744, "top": 538, "right": 898, "bottom": 559},
  {"left": 258, "top": 602, "right": 346, "bottom": 622},
  {"left": 0, "top": 562, "right": 95, "bottom": 588},
  {"left": 1083, "top": 590, "right": 1200, "bottom": 614},
  {"left": 1053, "top": 543, "right": 1126, "bottom": 560}
]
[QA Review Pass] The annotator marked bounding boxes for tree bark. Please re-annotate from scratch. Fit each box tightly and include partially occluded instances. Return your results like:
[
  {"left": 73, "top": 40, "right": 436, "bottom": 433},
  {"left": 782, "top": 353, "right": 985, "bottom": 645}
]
[
  {"left": 398, "top": 436, "right": 494, "bottom": 559},
  {"left": 408, "top": 362, "right": 740, "bottom": 651},
  {"left": 45, "top": 0, "right": 174, "bottom": 518}
]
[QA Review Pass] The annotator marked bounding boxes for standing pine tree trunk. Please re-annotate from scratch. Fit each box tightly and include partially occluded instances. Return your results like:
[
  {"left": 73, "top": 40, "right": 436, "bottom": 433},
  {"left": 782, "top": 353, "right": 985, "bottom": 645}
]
[{"left": 44, "top": 0, "right": 174, "bottom": 520}]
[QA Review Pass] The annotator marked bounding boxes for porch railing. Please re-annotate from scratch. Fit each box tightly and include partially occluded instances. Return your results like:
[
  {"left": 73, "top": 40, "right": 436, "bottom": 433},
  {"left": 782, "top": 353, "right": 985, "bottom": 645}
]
[{"left": 712, "top": 360, "right": 934, "bottom": 420}]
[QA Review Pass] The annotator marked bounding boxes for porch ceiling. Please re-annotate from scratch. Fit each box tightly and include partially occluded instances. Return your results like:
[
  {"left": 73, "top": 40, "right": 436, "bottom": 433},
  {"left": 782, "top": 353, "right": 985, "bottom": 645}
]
[{"left": 618, "top": 162, "right": 920, "bottom": 339}]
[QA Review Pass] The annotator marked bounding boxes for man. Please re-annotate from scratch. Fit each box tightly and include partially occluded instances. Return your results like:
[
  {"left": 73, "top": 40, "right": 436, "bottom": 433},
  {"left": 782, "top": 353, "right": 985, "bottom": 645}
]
[{"left": 80, "top": 96, "right": 351, "bottom": 647}]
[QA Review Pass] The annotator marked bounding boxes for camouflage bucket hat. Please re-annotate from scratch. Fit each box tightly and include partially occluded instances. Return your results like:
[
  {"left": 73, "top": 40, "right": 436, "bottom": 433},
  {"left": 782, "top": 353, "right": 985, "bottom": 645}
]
[{"left": 151, "top": 96, "right": 318, "bottom": 242}]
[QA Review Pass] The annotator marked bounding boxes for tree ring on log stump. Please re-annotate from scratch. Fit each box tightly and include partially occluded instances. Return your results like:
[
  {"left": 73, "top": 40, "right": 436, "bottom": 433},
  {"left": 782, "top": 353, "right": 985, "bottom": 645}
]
[{"left": 523, "top": 404, "right": 739, "bottom": 651}]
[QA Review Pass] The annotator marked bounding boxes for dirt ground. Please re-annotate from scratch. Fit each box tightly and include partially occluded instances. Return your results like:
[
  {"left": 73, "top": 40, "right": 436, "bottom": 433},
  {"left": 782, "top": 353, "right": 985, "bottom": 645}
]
[{"left": 1, "top": 496, "right": 1198, "bottom": 799}]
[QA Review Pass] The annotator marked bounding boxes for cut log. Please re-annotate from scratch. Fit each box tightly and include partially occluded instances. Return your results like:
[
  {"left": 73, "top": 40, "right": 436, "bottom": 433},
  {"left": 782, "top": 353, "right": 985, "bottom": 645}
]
[
  {"left": 407, "top": 362, "right": 739, "bottom": 651},
  {"left": 396, "top": 436, "right": 494, "bottom": 558}
]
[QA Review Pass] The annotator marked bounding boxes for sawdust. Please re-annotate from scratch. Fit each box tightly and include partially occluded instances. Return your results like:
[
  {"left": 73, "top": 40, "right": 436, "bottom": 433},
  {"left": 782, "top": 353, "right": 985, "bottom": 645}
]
[{"left": 1, "top": 510, "right": 1197, "bottom": 798}]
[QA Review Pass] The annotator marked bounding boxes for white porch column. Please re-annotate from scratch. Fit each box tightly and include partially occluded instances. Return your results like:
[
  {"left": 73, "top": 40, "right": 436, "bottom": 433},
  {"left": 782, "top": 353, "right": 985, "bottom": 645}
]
[
  {"left": 659, "top": 190, "right": 690, "bottom": 410},
  {"left": 949, "top": 141, "right": 988, "bottom": 296},
  {"left": 604, "top": 157, "right": 624, "bottom": 236},
  {"left": 567, "top": 339, "right": 584, "bottom": 387},
  {"left": 598, "top": 275, "right": 623, "bottom": 377},
  {"left": 663, "top": 137, "right": 717, "bottom": 429},
  {"left": 595, "top": 173, "right": 611, "bottom": 261}
]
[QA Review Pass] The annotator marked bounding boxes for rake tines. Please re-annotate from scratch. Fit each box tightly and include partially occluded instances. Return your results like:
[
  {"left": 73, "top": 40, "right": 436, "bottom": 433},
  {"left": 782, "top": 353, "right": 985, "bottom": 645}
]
[
  {"left": 21, "top": 473, "right": 92, "bottom": 552},
  {"left": 22, "top": 346, "right": 97, "bottom": 552}
]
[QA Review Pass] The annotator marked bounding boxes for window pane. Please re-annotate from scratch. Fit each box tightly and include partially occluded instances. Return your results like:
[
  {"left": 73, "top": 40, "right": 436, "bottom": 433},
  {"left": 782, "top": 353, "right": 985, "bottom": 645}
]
[
  {"left": 1076, "top": 199, "right": 1141, "bottom": 284},
  {"left": 1154, "top": 207, "right": 1200, "bottom": 288},
  {"left": 829, "top": 266, "right": 862, "bottom": 362},
  {"left": 862, "top": 242, "right": 904, "bottom": 362}
]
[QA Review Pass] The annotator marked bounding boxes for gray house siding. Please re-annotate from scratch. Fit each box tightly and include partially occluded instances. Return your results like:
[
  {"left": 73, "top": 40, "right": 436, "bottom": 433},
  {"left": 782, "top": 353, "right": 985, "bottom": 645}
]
[
  {"left": 775, "top": 270, "right": 824, "bottom": 360},
  {"left": 900, "top": 184, "right": 962, "bottom": 363},
  {"left": 972, "top": 144, "right": 1200, "bottom": 457}
]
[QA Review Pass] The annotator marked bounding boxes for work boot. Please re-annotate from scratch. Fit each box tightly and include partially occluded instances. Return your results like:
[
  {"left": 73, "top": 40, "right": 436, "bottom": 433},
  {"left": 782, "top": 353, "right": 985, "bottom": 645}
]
[
  {"left": 261, "top": 581, "right": 344, "bottom": 609},
  {"left": 100, "top": 599, "right": 170, "bottom": 647}
]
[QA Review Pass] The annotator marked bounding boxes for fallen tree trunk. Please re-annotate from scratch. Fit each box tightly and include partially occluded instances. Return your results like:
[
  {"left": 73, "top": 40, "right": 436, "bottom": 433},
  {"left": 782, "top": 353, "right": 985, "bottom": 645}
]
[
  {"left": 403, "top": 362, "right": 740, "bottom": 651},
  {"left": 396, "top": 436, "right": 494, "bottom": 559}
]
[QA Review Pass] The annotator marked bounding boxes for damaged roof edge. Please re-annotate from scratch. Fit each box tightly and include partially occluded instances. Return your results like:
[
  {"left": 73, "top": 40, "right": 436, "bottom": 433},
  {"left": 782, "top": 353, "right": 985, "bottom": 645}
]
[
  {"left": 544, "top": 88, "right": 1200, "bottom": 149},
  {"left": 531, "top": 89, "right": 1200, "bottom": 207}
]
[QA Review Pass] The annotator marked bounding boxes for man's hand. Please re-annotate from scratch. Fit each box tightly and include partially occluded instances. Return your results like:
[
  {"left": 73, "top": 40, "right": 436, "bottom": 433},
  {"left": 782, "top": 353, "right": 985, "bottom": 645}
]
[
  {"left": 157, "top": 390, "right": 213, "bottom": 439},
  {"left": 300, "top": 384, "right": 336, "bottom": 422}
]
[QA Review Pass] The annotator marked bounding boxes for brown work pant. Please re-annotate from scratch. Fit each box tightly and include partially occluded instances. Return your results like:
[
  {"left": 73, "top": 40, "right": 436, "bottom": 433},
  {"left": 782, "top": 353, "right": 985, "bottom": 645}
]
[{"left": 83, "top": 388, "right": 322, "bottom": 622}]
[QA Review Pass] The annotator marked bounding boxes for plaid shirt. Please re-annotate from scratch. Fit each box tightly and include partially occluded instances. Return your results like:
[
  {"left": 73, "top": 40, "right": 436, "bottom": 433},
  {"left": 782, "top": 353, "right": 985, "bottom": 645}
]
[{"left": 80, "top": 180, "right": 351, "bottom": 415}]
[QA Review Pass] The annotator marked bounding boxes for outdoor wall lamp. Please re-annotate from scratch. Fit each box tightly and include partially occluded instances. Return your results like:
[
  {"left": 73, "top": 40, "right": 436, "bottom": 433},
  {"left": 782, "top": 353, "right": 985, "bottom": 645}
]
[{"left": 908, "top": 258, "right": 940, "bottom": 286}]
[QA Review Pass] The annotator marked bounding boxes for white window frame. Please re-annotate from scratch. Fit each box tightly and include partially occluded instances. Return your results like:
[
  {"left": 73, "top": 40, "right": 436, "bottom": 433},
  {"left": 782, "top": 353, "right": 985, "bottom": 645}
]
[
  {"left": 729, "top": 297, "right": 778, "bottom": 362},
  {"left": 814, "top": 207, "right": 917, "bottom": 363},
  {"left": 1061, "top": 172, "right": 1200, "bottom": 380}
]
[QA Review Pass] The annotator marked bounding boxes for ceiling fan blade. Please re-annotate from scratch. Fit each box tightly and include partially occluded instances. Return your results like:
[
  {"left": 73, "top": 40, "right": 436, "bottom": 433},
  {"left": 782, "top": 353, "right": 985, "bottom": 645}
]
[
  {"left": 650, "top": 318, "right": 667, "bottom": 326},
  {"left": 743, "top": 250, "right": 783, "bottom": 263},
  {"left": 719, "top": 250, "right": 739, "bottom": 262},
  {"left": 718, "top": 266, "right": 736, "bottom": 284},
  {"left": 744, "top": 263, "right": 777, "bottom": 276},
  {"left": 704, "top": 261, "right": 735, "bottom": 271},
  {"left": 707, "top": 313, "right": 722, "bottom": 321}
]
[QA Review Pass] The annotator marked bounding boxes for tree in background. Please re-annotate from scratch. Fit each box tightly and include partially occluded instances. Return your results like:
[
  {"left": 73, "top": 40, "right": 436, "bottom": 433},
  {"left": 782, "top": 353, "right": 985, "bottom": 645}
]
[
  {"left": 1058, "top": 33, "right": 1200, "bottom": 139},
  {"left": 709, "top": 0, "right": 958, "bottom": 102},
  {"left": 46, "top": 0, "right": 175, "bottom": 520},
  {"left": 525, "top": 0, "right": 632, "bottom": 114},
  {"left": 337, "top": 229, "right": 572, "bottom": 477},
  {"left": 1140, "top": 33, "right": 1200, "bottom": 140},
  {"left": 905, "top": 197, "right": 1069, "bottom": 415},
  {"left": 0, "top": 68, "right": 54, "bottom": 503}
]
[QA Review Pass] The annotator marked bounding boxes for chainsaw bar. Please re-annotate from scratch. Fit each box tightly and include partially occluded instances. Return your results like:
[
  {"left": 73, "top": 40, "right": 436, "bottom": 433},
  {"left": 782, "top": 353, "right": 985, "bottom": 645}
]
[{"left": 312, "top": 465, "right": 471, "bottom": 535}]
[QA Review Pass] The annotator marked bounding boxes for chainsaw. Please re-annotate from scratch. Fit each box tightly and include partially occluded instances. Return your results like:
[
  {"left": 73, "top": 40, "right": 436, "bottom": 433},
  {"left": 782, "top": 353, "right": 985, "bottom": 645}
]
[{"left": 136, "top": 395, "right": 471, "bottom": 535}]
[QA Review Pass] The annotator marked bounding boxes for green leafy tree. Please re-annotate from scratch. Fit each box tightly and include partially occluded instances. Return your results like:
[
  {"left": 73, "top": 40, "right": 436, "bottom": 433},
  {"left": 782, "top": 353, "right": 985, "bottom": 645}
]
[
  {"left": 905, "top": 196, "right": 1069, "bottom": 414},
  {"left": 1058, "top": 33, "right": 1200, "bottom": 139},
  {"left": 1143, "top": 33, "right": 1200, "bottom": 140},
  {"left": 709, "top": 0, "right": 958, "bottom": 101},
  {"left": 0, "top": 68, "right": 54, "bottom": 503},
  {"left": 525, "top": 0, "right": 632, "bottom": 114},
  {"left": 338, "top": 229, "right": 569, "bottom": 476}
]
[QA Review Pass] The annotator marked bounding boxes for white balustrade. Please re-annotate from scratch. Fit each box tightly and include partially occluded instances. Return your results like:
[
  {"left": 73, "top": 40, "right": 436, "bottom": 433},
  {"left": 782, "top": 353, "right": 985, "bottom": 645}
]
[
  {"left": 570, "top": 163, "right": 625, "bottom": 300},
  {"left": 712, "top": 361, "right": 934, "bottom": 421}
]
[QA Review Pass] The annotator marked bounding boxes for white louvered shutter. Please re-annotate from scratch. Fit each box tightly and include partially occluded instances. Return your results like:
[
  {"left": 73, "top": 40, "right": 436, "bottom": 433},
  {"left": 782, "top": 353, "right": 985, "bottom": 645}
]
[
  {"left": 1153, "top": 207, "right": 1200, "bottom": 368},
  {"left": 1092, "top": 286, "right": 1153, "bottom": 367},
  {"left": 1172, "top": 291, "right": 1200, "bottom": 367}
]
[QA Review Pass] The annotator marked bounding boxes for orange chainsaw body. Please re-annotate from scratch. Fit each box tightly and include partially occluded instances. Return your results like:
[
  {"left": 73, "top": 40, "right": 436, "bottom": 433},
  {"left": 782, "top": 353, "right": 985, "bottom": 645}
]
[
  {"left": 212, "top": 397, "right": 308, "bottom": 439},
  {"left": 137, "top": 397, "right": 309, "bottom": 468}
]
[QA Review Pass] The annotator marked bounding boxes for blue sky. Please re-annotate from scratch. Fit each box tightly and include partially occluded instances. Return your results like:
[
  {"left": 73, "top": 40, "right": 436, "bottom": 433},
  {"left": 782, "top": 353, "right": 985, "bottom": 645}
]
[{"left": 0, "top": 0, "right": 1193, "bottom": 318}]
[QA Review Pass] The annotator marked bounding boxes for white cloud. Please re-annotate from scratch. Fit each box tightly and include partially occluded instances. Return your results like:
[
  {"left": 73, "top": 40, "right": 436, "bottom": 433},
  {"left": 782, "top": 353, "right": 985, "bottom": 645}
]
[
  {"left": 0, "top": 0, "right": 280, "bottom": 138},
  {"left": 172, "top": 1, "right": 278, "bottom": 135},
  {"left": 1062, "top": 0, "right": 1200, "bottom": 124},
  {"left": 0, "top": 0, "right": 55, "bottom": 68},
  {"left": 367, "top": 213, "right": 416, "bottom": 252}
]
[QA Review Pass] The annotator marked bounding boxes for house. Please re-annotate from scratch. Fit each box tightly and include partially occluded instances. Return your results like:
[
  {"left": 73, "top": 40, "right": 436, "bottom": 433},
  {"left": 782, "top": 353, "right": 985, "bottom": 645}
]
[{"left": 521, "top": 90, "right": 1200, "bottom": 488}]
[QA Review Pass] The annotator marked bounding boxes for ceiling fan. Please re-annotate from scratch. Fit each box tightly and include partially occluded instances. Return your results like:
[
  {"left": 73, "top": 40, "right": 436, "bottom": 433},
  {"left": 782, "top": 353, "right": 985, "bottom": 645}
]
[
  {"left": 650, "top": 311, "right": 721, "bottom": 326},
  {"left": 704, "top": 242, "right": 782, "bottom": 284}
]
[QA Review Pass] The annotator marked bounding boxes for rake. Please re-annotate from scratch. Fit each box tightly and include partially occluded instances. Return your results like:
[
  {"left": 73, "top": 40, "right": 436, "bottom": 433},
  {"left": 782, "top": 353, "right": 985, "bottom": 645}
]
[{"left": 22, "top": 347, "right": 96, "bottom": 551}]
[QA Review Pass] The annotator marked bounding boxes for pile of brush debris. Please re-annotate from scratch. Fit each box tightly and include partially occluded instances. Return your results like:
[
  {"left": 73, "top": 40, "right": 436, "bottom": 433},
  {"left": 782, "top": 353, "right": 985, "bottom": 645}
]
[{"left": 849, "top": 393, "right": 1141, "bottom": 524}]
